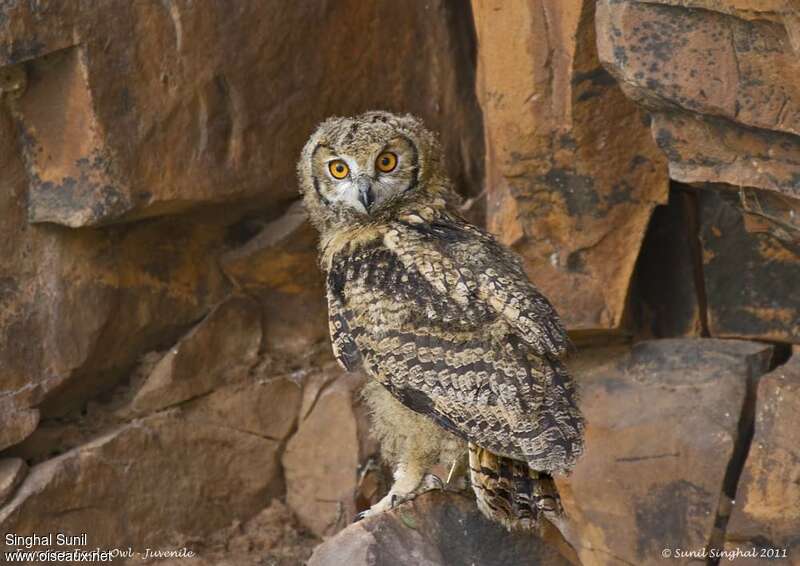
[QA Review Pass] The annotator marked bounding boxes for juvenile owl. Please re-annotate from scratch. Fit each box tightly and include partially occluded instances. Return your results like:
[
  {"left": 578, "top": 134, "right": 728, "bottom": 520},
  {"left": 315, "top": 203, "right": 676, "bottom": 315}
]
[{"left": 297, "top": 111, "right": 584, "bottom": 531}]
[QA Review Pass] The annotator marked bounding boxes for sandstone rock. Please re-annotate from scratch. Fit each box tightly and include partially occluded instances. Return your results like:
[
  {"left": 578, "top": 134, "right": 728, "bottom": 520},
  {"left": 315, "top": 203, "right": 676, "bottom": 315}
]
[
  {"left": 0, "top": 0, "right": 483, "bottom": 439},
  {"left": 471, "top": 0, "right": 668, "bottom": 331},
  {"left": 309, "top": 491, "right": 574, "bottom": 566},
  {"left": 725, "top": 351, "right": 800, "bottom": 555},
  {"left": 0, "top": 410, "right": 283, "bottom": 550},
  {"left": 221, "top": 501, "right": 318, "bottom": 565},
  {"left": 282, "top": 374, "right": 361, "bottom": 537},
  {"left": 128, "top": 297, "right": 262, "bottom": 415},
  {"left": 0, "top": 103, "right": 230, "bottom": 423},
  {"left": 0, "top": 458, "right": 27, "bottom": 507},
  {"left": 559, "top": 339, "right": 773, "bottom": 566},
  {"left": 651, "top": 112, "right": 800, "bottom": 200},
  {"left": 221, "top": 202, "right": 327, "bottom": 356},
  {"left": 597, "top": 0, "right": 800, "bottom": 200},
  {"left": 147, "top": 500, "right": 319, "bottom": 566},
  {"left": 698, "top": 190, "right": 800, "bottom": 343},
  {"left": 0, "top": 397, "right": 39, "bottom": 451},
  {"left": 0, "top": 0, "right": 482, "bottom": 226},
  {"left": 184, "top": 377, "right": 301, "bottom": 442}
]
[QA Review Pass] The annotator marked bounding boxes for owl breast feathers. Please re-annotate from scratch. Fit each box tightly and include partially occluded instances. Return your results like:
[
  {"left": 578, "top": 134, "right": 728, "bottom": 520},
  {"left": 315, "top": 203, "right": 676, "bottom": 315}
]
[{"left": 325, "top": 212, "right": 583, "bottom": 473}]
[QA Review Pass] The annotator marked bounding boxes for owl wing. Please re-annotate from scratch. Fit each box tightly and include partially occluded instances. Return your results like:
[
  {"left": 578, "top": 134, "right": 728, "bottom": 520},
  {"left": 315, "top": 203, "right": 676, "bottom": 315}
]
[
  {"left": 326, "top": 218, "right": 583, "bottom": 472},
  {"left": 326, "top": 286, "right": 362, "bottom": 372},
  {"left": 386, "top": 217, "right": 571, "bottom": 358}
]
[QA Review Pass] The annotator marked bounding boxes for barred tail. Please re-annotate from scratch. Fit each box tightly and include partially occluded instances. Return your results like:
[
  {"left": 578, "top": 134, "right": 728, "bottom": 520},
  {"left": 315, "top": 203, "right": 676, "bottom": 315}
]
[{"left": 468, "top": 442, "right": 563, "bottom": 532}]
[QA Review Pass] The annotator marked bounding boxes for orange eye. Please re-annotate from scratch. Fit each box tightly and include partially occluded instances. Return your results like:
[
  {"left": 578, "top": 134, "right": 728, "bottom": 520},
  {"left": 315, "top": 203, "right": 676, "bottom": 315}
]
[
  {"left": 376, "top": 152, "right": 398, "bottom": 173},
  {"left": 328, "top": 160, "right": 350, "bottom": 179}
]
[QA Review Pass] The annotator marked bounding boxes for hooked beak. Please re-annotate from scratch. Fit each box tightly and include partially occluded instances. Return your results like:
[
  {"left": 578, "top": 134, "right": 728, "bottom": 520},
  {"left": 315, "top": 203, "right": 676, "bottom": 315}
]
[{"left": 356, "top": 176, "right": 375, "bottom": 212}]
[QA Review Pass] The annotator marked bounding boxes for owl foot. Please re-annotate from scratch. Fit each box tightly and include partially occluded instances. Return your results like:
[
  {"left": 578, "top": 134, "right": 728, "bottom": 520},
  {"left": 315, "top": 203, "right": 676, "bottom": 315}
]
[{"left": 355, "top": 472, "right": 444, "bottom": 521}]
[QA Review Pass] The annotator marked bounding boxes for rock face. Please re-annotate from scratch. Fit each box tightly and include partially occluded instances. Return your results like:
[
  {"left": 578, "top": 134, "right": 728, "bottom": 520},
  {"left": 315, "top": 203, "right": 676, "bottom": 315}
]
[
  {"left": 308, "top": 491, "right": 575, "bottom": 566},
  {"left": 0, "top": 0, "right": 483, "bottom": 226},
  {"left": 282, "top": 369, "right": 363, "bottom": 537},
  {"left": 0, "top": 2, "right": 482, "bottom": 554},
  {"left": 597, "top": 0, "right": 800, "bottom": 197},
  {"left": 596, "top": 0, "right": 800, "bottom": 345},
  {"left": 0, "top": 459, "right": 27, "bottom": 507},
  {"left": 128, "top": 297, "right": 262, "bottom": 415},
  {"left": 698, "top": 190, "right": 800, "bottom": 343},
  {"left": 0, "top": 411, "right": 286, "bottom": 549},
  {"left": 221, "top": 201, "right": 328, "bottom": 356},
  {"left": 471, "top": 0, "right": 669, "bottom": 332},
  {"left": 559, "top": 339, "right": 773, "bottom": 566},
  {"left": 725, "top": 351, "right": 800, "bottom": 556}
]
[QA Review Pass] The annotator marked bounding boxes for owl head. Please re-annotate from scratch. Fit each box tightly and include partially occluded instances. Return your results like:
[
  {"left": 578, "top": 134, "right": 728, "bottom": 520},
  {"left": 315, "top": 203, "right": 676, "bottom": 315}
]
[{"left": 297, "top": 111, "right": 453, "bottom": 231}]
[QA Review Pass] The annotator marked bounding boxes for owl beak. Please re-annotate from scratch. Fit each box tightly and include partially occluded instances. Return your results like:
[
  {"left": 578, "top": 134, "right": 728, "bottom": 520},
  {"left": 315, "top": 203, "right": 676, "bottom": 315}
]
[{"left": 356, "top": 177, "right": 375, "bottom": 212}]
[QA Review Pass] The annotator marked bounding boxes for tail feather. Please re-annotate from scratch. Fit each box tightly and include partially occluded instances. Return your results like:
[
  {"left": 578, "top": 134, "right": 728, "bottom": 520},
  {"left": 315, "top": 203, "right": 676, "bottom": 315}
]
[{"left": 468, "top": 442, "right": 563, "bottom": 532}]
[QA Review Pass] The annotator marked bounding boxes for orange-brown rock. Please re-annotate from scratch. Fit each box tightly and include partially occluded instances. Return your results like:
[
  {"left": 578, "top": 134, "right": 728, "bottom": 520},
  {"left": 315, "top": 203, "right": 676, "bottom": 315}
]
[
  {"left": 597, "top": 0, "right": 800, "bottom": 201},
  {"left": 471, "top": 0, "right": 668, "bottom": 331},
  {"left": 725, "top": 351, "right": 800, "bottom": 556},
  {"left": 151, "top": 500, "right": 319, "bottom": 566},
  {"left": 184, "top": 377, "right": 302, "bottom": 443},
  {"left": 698, "top": 190, "right": 799, "bottom": 343},
  {"left": 0, "top": 0, "right": 482, "bottom": 226},
  {"left": 0, "top": 0, "right": 484, "bottom": 454},
  {"left": 128, "top": 297, "right": 262, "bottom": 415},
  {"left": 559, "top": 339, "right": 773, "bottom": 566},
  {"left": 0, "top": 411, "right": 285, "bottom": 550},
  {"left": 308, "top": 491, "right": 575, "bottom": 566},
  {"left": 282, "top": 369, "right": 363, "bottom": 537},
  {"left": 221, "top": 202, "right": 327, "bottom": 356},
  {"left": 0, "top": 100, "right": 232, "bottom": 430}
]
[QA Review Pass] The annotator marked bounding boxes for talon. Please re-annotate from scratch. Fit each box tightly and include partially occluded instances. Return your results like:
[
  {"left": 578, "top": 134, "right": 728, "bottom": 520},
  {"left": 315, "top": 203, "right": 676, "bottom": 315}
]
[
  {"left": 390, "top": 494, "right": 398, "bottom": 508},
  {"left": 354, "top": 510, "right": 370, "bottom": 522}
]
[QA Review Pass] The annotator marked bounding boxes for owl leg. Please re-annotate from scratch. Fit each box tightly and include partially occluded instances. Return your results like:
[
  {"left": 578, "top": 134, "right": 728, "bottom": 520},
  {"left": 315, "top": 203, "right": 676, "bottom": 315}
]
[{"left": 357, "top": 456, "right": 443, "bottom": 519}]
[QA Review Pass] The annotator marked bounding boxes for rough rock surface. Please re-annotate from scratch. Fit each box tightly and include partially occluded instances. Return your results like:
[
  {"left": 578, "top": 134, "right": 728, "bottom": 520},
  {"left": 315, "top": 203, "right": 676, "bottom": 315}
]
[
  {"left": 559, "top": 339, "right": 773, "bottom": 566},
  {"left": 0, "top": 0, "right": 483, "bottom": 458},
  {"left": 597, "top": 0, "right": 800, "bottom": 199},
  {"left": 596, "top": 0, "right": 800, "bottom": 346},
  {"left": 0, "top": 0, "right": 483, "bottom": 226},
  {"left": 0, "top": 400, "right": 39, "bottom": 452},
  {"left": 699, "top": 190, "right": 800, "bottom": 343},
  {"left": 471, "top": 0, "right": 669, "bottom": 331},
  {"left": 629, "top": 186, "right": 705, "bottom": 339},
  {"left": 128, "top": 297, "right": 262, "bottom": 414},
  {"left": 725, "top": 351, "right": 800, "bottom": 556},
  {"left": 221, "top": 201, "right": 328, "bottom": 356},
  {"left": 0, "top": 411, "right": 286, "bottom": 550},
  {"left": 282, "top": 369, "right": 363, "bottom": 537},
  {"left": 0, "top": 458, "right": 27, "bottom": 507},
  {"left": 309, "top": 491, "right": 575, "bottom": 566},
  {"left": 136, "top": 501, "right": 320, "bottom": 566}
]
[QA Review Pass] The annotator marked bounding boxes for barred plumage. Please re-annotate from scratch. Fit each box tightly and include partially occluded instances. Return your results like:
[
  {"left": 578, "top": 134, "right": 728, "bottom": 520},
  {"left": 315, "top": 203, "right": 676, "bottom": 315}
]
[{"left": 298, "top": 111, "right": 584, "bottom": 531}]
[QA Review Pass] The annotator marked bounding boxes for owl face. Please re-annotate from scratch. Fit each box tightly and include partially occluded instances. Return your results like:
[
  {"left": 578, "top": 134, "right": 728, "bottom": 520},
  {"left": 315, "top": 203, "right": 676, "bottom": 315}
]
[
  {"left": 299, "top": 112, "right": 446, "bottom": 228},
  {"left": 311, "top": 133, "right": 418, "bottom": 215}
]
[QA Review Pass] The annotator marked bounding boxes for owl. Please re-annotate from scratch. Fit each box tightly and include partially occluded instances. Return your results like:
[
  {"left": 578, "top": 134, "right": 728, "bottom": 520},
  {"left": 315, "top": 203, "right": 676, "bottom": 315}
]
[{"left": 297, "top": 111, "right": 584, "bottom": 532}]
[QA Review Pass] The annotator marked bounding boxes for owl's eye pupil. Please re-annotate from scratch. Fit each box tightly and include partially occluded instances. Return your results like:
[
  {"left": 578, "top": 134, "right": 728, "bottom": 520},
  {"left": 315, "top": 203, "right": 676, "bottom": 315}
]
[
  {"left": 376, "top": 152, "right": 398, "bottom": 173},
  {"left": 336, "top": 165, "right": 344, "bottom": 173}
]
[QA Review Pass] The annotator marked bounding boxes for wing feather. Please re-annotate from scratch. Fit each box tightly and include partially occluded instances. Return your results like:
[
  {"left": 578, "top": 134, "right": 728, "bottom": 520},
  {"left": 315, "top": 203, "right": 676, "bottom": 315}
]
[{"left": 385, "top": 218, "right": 571, "bottom": 358}]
